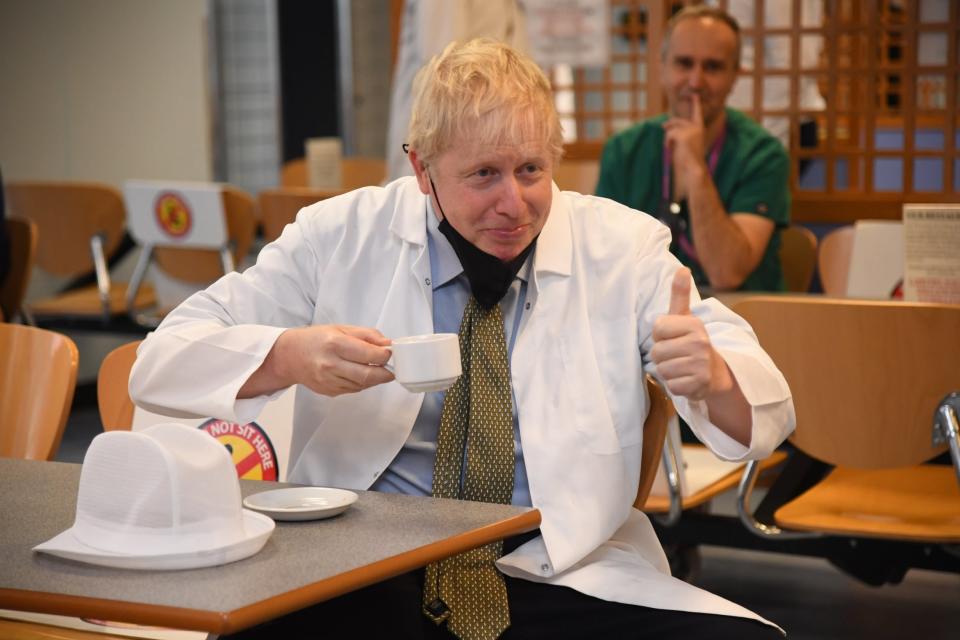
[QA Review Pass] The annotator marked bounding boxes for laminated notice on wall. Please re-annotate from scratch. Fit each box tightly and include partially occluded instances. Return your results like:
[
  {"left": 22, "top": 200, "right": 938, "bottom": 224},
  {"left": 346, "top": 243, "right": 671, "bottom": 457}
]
[
  {"left": 903, "top": 204, "right": 960, "bottom": 304},
  {"left": 525, "top": 0, "right": 610, "bottom": 68}
]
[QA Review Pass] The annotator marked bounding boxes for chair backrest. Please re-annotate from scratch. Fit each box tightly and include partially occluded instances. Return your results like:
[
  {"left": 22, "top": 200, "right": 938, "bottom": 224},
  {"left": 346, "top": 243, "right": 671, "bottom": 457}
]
[
  {"left": 281, "top": 157, "right": 385, "bottom": 190},
  {"left": 634, "top": 375, "right": 674, "bottom": 509},
  {"left": 817, "top": 225, "right": 855, "bottom": 295},
  {"left": 5, "top": 181, "right": 127, "bottom": 278},
  {"left": 258, "top": 188, "right": 345, "bottom": 243},
  {"left": 554, "top": 159, "right": 600, "bottom": 195},
  {"left": 281, "top": 157, "right": 308, "bottom": 187},
  {"left": 0, "top": 324, "right": 79, "bottom": 459},
  {"left": 152, "top": 186, "right": 257, "bottom": 283},
  {"left": 846, "top": 220, "right": 903, "bottom": 299},
  {"left": 779, "top": 225, "right": 818, "bottom": 292},
  {"left": 342, "top": 157, "right": 386, "bottom": 190},
  {"left": 98, "top": 340, "right": 142, "bottom": 431},
  {"left": 0, "top": 218, "right": 37, "bottom": 320},
  {"left": 734, "top": 297, "right": 960, "bottom": 469}
]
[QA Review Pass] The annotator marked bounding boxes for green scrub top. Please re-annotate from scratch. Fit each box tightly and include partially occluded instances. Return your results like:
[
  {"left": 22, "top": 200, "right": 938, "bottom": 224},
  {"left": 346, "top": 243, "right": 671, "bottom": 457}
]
[{"left": 596, "top": 108, "right": 790, "bottom": 291}]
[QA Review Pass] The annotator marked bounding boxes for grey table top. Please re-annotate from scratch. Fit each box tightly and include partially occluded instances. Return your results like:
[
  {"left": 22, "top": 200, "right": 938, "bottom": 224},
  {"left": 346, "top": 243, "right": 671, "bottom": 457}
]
[{"left": 0, "top": 458, "right": 539, "bottom": 633}]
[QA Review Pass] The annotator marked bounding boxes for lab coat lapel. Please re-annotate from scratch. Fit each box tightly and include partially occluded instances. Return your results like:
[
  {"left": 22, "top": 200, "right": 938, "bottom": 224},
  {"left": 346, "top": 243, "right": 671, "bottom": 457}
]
[
  {"left": 378, "top": 184, "right": 434, "bottom": 341},
  {"left": 510, "top": 186, "right": 635, "bottom": 575}
]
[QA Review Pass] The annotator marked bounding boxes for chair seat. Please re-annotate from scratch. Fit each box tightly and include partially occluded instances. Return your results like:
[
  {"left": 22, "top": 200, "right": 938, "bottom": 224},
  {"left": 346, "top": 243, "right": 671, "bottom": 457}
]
[
  {"left": 774, "top": 465, "right": 960, "bottom": 542},
  {"left": 28, "top": 283, "right": 156, "bottom": 317},
  {"left": 644, "top": 447, "right": 787, "bottom": 513}
]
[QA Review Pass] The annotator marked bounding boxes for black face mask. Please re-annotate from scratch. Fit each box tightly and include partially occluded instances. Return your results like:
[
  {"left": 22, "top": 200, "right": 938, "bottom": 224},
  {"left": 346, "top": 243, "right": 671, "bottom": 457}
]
[{"left": 430, "top": 175, "right": 537, "bottom": 310}]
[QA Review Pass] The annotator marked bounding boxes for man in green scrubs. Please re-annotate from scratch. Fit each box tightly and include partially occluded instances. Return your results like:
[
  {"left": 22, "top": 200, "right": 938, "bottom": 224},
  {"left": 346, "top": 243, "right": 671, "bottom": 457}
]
[{"left": 596, "top": 5, "right": 790, "bottom": 292}]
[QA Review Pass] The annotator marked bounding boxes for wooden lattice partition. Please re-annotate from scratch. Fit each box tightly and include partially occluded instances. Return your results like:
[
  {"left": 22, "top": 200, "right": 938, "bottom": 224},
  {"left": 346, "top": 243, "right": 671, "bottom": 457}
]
[{"left": 390, "top": 1, "right": 960, "bottom": 223}]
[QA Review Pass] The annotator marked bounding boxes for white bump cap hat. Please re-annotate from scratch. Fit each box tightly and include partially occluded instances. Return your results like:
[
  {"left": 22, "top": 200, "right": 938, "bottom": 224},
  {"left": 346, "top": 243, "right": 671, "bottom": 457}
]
[{"left": 34, "top": 423, "right": 275, "bottom": 570}]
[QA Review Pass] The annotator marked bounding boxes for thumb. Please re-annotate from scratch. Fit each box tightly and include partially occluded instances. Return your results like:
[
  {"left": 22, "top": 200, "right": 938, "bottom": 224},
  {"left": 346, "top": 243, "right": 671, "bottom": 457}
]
[{"left": 668, "top": 267, "right": 692, "bottom": 315}]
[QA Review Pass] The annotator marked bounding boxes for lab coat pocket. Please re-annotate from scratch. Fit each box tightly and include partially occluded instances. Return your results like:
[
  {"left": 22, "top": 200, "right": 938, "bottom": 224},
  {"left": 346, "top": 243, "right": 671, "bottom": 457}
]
[{"left": 558, "top": 334, "right": 621, "bottom": 455}]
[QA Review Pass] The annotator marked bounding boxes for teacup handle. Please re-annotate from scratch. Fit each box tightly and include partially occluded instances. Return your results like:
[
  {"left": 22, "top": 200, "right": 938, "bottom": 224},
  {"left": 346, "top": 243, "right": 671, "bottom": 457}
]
[{"left": 383, "top": 351, "right": 395, "bottom": 374}]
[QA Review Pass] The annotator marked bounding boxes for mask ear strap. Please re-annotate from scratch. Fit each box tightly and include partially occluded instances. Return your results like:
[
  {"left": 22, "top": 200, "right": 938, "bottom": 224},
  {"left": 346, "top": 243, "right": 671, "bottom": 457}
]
[{"left": 428, "top": 173, "right": 448, "bottom": 223}]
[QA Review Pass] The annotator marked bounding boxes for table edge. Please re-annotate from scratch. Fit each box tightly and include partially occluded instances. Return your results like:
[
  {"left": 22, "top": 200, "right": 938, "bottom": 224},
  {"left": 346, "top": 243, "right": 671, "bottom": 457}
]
[{"left": 0, "top": 508, "right": 541, "bottom": 634}]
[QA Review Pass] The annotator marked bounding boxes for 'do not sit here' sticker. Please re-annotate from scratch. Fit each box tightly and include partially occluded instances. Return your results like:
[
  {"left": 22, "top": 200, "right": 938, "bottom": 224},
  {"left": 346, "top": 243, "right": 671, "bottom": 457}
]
[
  {"left": 199, "top": 419, "right": 279, "bottom": 481},
  {"left": 154, "top": 191, "right": 193, "bottom": 238}
]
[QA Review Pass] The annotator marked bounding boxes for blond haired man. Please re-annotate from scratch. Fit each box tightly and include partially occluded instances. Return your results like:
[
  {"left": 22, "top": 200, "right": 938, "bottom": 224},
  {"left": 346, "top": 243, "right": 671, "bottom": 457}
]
[{"left": 132, "top": 39, "right": 792, "bottom": 639}]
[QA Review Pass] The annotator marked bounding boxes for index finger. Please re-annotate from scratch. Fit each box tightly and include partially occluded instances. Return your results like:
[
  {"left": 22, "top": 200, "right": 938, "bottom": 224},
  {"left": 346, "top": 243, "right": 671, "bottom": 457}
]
[
  {"left": 336, "top": 327, "right": 393, "bottom": 365},
  {"left": 668, "top": 267, "right": 692, "bottom": 316},
  {"left": 339, "top": 325, "right": 392, "bottom": 346},
  {"left": 691, "top": 93, "right": 703, "bottom": 125}
]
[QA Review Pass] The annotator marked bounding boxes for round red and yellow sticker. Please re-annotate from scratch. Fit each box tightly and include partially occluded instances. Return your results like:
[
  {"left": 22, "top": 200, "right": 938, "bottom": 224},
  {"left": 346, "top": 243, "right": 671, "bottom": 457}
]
[
  {"left": 199, "top": 420, "right": 279, "bottom": 481},
  {"left": 154, "top": 191, "right": 192, "bottom": 238}
]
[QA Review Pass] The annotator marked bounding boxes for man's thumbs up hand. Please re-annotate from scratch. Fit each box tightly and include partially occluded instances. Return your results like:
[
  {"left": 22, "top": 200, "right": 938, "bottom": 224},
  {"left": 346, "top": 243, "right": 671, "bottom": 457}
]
[
  {"left": 651, "top": 268, "right": 730, "bottom": 401},
  {"left": 668, "top": 266, "right": 692, "bottom": 316}
]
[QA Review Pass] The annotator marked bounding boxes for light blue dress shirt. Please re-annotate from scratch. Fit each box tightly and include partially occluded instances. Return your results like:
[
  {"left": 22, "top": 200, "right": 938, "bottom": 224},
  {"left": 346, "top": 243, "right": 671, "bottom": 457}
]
[{"left": 370, "top": 203, "right": 532, "bottom": 506}]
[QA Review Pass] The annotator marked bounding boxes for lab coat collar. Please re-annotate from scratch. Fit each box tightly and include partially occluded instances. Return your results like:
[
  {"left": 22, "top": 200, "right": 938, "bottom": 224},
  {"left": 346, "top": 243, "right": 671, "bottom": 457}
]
[
  {"left": 531, "top": 182, "right": 572, "bottom": 278},
  {"left": 388, "top": 177, "right": 430, "bottom": 249}
]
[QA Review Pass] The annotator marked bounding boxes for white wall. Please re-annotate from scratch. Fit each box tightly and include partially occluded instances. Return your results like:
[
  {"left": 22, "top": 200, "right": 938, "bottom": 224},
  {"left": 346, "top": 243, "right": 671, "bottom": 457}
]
[{"left": 0, "top": 0, "right": 212, "bottom": 186}]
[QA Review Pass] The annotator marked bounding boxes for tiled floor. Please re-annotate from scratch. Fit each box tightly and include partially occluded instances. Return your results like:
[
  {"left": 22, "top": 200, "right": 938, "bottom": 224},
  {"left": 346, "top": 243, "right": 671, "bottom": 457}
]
[{"left": 695, "top": 546, "right": 959, "bottom": 639}]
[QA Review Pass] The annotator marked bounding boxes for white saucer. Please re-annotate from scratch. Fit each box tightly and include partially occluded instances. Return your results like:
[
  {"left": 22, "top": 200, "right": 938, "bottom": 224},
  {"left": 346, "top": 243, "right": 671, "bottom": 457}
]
[
  {"left": 243, "top": 487, "right": 359, "bottom": 522},
  {"left": 401, "top": 376, "right": 459, "bottom": 393}
]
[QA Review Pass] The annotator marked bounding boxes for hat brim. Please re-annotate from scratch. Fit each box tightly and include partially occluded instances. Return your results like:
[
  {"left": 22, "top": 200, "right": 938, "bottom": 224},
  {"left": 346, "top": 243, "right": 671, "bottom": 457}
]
[{"left": 33, "top": 509, "right": 275, "bottom": 571}]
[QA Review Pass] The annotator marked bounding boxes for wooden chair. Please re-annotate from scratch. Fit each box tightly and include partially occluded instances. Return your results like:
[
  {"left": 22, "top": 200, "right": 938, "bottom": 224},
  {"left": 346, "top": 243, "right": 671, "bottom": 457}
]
[
  {"left": 5, "top": 181, "right": 156, "bottom": 323},
  {"left": 342, "top": 157, "right": 386, "bottom": 189},
  {"left": 0, "top": 323, "right": 79, "bottom": 459},
  {"left": 734, "top": 297, "right": 960, "bottom": 544},
  {"left": 97, "top": 340, "right": 142, "bottom": 431},
  {"left": 258, "top": 187, "right": 345, "bottom": 243},
  {"left": 0, "top": 217, "right": 37, "bottom": 321},
  {"left": 635, "top": 376, "right": 673, "bottom": 509},
  {"left": 281, "top": 156, "right": 386, "bottom": 190},
  {"left": 779, "top": 224, "right": 818, "bottom": 292},
  {"left": 554, "top": 159, "right": 600, "bottom": 195},
  {"left": 280, "top": 157, "right": 308, "bottom": 187},
  {"left": 120, "top": 184, "right": 257, "bottom": 326},
  {"left": 817, "top": 225, "right": 855, "bottom": 295}
]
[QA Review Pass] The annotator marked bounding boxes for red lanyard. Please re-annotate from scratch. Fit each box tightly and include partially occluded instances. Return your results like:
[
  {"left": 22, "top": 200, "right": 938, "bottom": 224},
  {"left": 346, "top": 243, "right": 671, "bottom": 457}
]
[{"left": 661, "top": 124, "right": 726, "bottom": 205}]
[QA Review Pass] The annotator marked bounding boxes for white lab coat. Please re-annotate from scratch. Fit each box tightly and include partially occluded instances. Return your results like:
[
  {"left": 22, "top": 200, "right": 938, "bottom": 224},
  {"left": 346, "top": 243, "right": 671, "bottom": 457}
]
[{"left": 130, "top": 177, "right": 794, "bottom": 631}]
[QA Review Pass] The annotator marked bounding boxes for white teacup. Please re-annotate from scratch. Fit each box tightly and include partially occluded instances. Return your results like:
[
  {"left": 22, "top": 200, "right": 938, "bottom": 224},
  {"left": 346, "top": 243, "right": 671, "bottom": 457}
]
[{"left": 388, "top": 333, "right": 461, "bottom": 393}]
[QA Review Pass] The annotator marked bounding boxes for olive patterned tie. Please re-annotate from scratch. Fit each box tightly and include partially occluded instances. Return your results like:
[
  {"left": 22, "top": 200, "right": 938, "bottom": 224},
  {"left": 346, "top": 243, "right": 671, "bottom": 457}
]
[{"left": 422, "top": 296, "right": 515, "bottom": 640}]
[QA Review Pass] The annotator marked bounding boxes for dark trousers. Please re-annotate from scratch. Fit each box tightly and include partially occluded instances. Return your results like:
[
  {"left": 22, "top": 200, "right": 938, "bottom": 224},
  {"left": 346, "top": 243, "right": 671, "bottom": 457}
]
[{"left": 224, "top": 535, "right": 782, "bottom": 640}]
